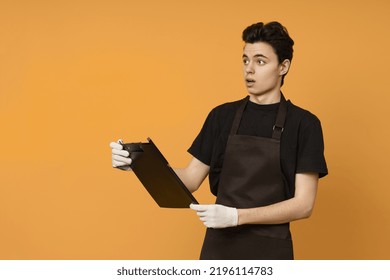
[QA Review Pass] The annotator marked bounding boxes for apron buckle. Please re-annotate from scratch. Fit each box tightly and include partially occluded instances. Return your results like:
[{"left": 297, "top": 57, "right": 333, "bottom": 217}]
[{"left": 273, "top": 125, "right": 284, "bottom": 133}]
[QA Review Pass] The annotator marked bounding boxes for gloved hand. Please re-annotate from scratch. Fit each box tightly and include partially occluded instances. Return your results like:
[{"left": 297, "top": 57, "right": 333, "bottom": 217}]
[
  {"left": 110, "top": 139, "right": 132, "bottom": 171},
  {"left": 190, "top": 204, "right": 238, "bottom": 229}
]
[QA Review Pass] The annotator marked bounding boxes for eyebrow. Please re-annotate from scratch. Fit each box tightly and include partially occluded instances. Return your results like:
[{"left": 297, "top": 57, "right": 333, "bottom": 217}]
[{"left": 242, "top": 54, "right": 269, "bottom": 59}]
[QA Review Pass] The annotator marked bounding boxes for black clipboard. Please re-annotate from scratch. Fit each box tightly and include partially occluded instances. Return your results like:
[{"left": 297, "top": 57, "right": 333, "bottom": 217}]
[{"left": 120, "top": 138, "right": 198, "bottom": 208}]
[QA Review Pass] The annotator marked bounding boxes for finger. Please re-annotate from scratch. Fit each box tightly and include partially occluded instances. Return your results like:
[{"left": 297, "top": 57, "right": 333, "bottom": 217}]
[
  {"left": 204, "top": 221, "right": 213, "bottom": 228},
  {"left": 112, "top": 158, "right": 131, "bottom": 166},
  {"left": 190, "top": 204, "right": 210, "bottom": 212},
  {"left": 112, "top": 161, "right": 132, "bottom": 171},
  {"left": 113, "top": 155, "right": 132, "bottom": 165},
  {"left": 112, "top": 159, "right": 125, "bottom": 167},
  {"left": 197, "top": 211, "right": 207, "bottom": 217},
  {"left": 112, "top": 148, "right": 129, "bottom": 157},
  {"left": 110, "top": 142, "right": 123, "bottom": 149},
  {"left": 199, "top": 216, "right": 207, "bottom": 222}
]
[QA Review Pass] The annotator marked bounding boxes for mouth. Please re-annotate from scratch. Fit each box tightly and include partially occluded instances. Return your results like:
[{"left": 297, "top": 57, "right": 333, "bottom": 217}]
[{"left": 245, "top": 78, "right": 255, "bottom": 87}]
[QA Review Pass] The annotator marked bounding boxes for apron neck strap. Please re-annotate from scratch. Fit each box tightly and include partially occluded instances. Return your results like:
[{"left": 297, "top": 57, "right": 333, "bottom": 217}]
[
  {"left": 272, "top": 93, "right": 287, "bottom": 140},
  {"left": 229, "top": 96, "right": 250, "bottom": 136},
  {"left": 230, "top": 93, "right": 288, "bottom": 140}
]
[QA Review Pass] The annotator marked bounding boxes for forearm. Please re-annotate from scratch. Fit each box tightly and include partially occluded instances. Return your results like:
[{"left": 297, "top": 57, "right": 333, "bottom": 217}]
[
  {"left": 174, "top": 157, "right": 210, "bottom": 193},
  {"left": 238, "top": 197, "right": 313, "bottom": 225},
  {"left": 238, "top": 173, "right": 319, "bottom": 225},
  {"left": 174, "top": 168, "right": 200, "bottom": 193}
]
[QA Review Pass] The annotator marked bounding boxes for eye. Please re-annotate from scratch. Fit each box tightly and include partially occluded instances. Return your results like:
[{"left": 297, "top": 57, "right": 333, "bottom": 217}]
[
  {"left": 243, "top": 58, "right": 249, "bottom": 65},
  {"left": 257, "top": 59, "right": 265, "bottom": 65}
]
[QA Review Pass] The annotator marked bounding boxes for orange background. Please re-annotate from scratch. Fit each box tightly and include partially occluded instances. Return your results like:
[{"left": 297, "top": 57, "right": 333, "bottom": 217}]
[{"left": 1, "top": 0, "right": 390, "bottom": 259}]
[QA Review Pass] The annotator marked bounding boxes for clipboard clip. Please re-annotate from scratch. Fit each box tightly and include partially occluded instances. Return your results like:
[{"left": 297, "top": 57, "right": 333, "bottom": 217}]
[{"left": 121, "top": 141, "right": 144, "bottom": 164}]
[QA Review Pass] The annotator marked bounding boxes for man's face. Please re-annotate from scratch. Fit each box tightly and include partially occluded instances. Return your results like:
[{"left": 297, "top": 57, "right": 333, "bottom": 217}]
[{"left": 243, "top": 42, "right": 287, "bottom": 102}]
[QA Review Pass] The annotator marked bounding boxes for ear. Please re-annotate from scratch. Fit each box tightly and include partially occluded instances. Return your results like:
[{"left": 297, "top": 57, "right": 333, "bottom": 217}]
[{"left": 279, "top": 59, "right": 291, "bottom": 76}]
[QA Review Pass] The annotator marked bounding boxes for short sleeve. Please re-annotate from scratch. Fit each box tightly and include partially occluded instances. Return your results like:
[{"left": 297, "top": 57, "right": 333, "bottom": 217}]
[
  {"left": 296, "top": 117, "right": 328, "bottom": 178},
  {"left": 187, "top": 109, "right": 218, "bottom": 166}
]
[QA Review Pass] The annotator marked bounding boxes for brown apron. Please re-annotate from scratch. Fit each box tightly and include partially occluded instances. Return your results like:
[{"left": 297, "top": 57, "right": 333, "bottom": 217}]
[{"left": 200, "top": 94, "right": 293, "bottom": 260}]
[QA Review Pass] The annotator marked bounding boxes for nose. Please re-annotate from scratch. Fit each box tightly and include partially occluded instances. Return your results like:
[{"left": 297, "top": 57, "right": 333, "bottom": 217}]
[{"left": 245, "top": 61, "right": 255, "bottom": 74}]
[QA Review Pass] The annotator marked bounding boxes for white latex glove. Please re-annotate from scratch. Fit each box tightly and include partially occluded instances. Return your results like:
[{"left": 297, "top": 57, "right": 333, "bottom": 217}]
[
  {"left": 110, "top": 139, "right": 132, "bottom": 171},
  {"left": 190, "top": 204, "right": 238, "bottom": 229}
]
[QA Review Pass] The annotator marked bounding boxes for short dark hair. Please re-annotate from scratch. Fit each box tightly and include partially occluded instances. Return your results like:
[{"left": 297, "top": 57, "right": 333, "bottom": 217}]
[{"left": 242, "top": 21, "right": 294, "bottom": 86}]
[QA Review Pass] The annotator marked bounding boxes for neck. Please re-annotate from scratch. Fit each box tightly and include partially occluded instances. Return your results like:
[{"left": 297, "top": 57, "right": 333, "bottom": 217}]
[{"left": 249, "top": 92, "right": 281, "bottom": 105}]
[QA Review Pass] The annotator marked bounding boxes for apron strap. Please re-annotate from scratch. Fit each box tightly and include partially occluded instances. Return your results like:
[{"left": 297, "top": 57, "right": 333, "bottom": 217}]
[
  {"left": 272, "top": 93, "right": 287, "bottom": 140},
  {"left": 229, "top": 94, "right": 288, "bottom": 140},
  {"left": 229, "top": 96, "right": 250, "bottom": 136}
]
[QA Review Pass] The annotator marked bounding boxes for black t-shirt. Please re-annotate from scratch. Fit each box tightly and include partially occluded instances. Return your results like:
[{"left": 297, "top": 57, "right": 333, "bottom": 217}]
[{"left": 188, "top": 96, "right": 328, "bottom": 197}]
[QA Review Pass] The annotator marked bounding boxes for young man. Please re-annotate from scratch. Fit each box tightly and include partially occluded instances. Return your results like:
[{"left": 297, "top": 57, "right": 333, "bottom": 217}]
[{"left": 111, "top": 21, "right": 328, "bottom": 260}]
